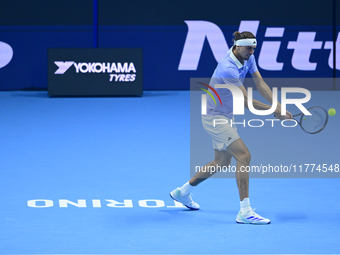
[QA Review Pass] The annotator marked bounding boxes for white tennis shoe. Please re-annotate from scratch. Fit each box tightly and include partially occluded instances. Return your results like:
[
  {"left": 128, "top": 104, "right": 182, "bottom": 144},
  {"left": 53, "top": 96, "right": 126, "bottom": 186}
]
[
  {"left": 169, "top": 188, "right": 200, "bottom": 210},
  {"left": 236, "top": 208, "right": 271, "bottom": 224}
]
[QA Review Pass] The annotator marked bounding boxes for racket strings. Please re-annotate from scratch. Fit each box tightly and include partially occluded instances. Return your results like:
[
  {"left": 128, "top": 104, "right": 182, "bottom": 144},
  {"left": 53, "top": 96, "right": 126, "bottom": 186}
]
[{"left": 300, "top": 107, "right": 328, "bottom": 134}]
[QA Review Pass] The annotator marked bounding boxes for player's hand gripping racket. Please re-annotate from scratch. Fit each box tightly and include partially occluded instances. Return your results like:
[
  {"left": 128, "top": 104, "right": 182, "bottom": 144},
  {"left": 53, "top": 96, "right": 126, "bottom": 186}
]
[{"left": 289, "top": 106, "right": 328, "bottom": 134}]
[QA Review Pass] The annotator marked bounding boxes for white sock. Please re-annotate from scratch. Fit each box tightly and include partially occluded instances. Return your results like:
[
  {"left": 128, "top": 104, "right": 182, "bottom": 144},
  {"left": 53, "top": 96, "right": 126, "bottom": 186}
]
[
  {"left": 240, "top": 197, "right": 251, "bottom": 214},
  {"left": 179, "top": 181, "right": 194, "bottom": 196}
]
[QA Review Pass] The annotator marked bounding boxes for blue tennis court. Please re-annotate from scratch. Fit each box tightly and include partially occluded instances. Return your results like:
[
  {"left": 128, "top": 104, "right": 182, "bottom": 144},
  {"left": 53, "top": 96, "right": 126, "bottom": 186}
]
[{"left": 1, "top": 90, "right": 339, "bottom": 254}]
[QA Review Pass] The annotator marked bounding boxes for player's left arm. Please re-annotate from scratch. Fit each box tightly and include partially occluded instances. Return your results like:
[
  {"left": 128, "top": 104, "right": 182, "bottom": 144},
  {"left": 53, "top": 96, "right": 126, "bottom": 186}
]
[{"left": 251, "top": 71, "right": 292, "bottom": 119}]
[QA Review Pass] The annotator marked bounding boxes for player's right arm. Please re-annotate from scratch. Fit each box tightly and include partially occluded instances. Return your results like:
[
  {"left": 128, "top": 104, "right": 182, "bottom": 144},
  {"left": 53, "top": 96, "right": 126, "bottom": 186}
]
[
  {"left": 238, "top": 85, "right": 276, "bottom": 112},
  {"left": 251, "top": 71, "right": 292, "bottom": 120}
]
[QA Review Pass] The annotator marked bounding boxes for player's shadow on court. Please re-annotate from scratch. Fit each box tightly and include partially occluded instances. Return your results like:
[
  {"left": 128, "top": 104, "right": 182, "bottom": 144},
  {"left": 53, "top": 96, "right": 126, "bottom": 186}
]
[
  {"left": 10, "top": 91, "right": 49, "bottom": 98},
  {"left": 142, "top": 91, "right": 180, "bottom": 97},
  {"left": 158, "top": 209, "right": 196, "bottom": 213},
  {"left": 274, "top": 213, "right": 307, "bottom": 221},
  {"left": 158, "top": 209, "right": 235, "bottom": 215}
]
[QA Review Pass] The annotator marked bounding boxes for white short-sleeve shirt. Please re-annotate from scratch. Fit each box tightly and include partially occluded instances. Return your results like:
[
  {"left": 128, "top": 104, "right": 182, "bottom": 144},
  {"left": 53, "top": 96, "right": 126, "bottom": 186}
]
[{"left": 206, "top": 47, "right": 258, "bottom": 118}]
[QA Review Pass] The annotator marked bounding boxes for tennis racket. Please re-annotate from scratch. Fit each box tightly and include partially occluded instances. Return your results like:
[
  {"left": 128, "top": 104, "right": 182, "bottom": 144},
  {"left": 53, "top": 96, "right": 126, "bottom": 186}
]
[{"left": 282, "top": 106, "right": 328, "bottom": 134}]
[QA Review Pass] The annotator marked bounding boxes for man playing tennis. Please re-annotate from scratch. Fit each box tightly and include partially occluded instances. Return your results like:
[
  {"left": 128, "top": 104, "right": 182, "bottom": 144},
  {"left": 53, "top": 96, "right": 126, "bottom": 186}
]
[{"left": 170, "top": 31, "right": 292, "bottom": 224}]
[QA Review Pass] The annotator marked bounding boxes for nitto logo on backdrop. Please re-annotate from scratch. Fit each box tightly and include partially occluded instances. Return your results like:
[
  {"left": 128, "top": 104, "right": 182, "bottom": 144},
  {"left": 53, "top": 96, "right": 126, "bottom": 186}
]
[
  {"left": 0, "top": 41, "right": 13, "bottom": 69},
  {"left": 54, "top": 61, "right": 137, "bottom": 82},
  {"left": 179, "top": 20, "right": 339, "bottom": 71}
]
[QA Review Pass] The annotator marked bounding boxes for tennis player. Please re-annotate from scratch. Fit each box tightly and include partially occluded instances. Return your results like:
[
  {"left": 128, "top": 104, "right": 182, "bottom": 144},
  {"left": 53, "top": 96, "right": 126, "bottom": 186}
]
[{"left": 170, "top": 31, "right": 292, "bottom": 224}]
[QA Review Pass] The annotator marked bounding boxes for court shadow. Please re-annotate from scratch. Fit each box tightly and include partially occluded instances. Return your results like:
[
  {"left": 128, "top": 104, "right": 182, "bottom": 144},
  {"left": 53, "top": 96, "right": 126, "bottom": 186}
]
[
  {"left": 8, "top": 91, "right": 181, "bottom": 98},
  {"left": 158, "top": 208, "right": 196, "bottom": 214},
  {"left": 158, "top": 209, "right": 235, "bottom": 215},
  {"left": 274, "top": 213, "right": 307, "bottom": 221},
  {"left": 142, "top": 91, "right": 181, "bottom": 97},
  {"left": 10, "top": 91, "right": 49, "bottom": 98}
]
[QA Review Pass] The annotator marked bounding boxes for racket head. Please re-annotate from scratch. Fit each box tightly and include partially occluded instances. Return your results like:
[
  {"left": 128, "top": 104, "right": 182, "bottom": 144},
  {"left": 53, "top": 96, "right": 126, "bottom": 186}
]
[{"left": 298, "top": 106, "right": 328, "bottom": 134}]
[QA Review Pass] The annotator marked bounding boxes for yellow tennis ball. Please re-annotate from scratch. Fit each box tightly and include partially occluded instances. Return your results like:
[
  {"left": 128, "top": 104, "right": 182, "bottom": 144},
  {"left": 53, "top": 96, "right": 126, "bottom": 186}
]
[{"left": 328, "top": 108, "right": 336, "bottom": 116}]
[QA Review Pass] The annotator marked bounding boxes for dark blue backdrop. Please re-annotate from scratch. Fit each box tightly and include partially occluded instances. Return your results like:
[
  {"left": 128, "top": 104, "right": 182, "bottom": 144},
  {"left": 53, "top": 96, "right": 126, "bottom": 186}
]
[{"left": 0, "top": 0, "right": 339, "bottom": 90}]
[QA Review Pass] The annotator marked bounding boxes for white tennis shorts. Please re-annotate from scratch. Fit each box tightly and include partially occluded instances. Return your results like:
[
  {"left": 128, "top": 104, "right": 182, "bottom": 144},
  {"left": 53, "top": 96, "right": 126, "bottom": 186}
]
[{"left": 202, "top": 115, "right": 240, "bottom": 151}]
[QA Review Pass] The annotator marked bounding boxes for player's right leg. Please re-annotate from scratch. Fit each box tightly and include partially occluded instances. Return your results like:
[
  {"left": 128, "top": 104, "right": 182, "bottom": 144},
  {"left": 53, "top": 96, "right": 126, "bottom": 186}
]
[
  {"left": 225, "top": 138, "right": 250, "bottom": 201},
  {"left": 226, "top": 138, "right": 270, "bottom": 224}
]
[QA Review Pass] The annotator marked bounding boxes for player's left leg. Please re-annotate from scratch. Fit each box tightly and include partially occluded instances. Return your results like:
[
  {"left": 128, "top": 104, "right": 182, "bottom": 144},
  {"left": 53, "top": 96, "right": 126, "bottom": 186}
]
[
  {"left": 169, "top": 149, "right": 231, "bottom": 210},
  {"left": 170, "top": 114, "right": 237, "bottom": 210},
  {"left": 189, "top": 148, "right": 232, "bottom": 186}
]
